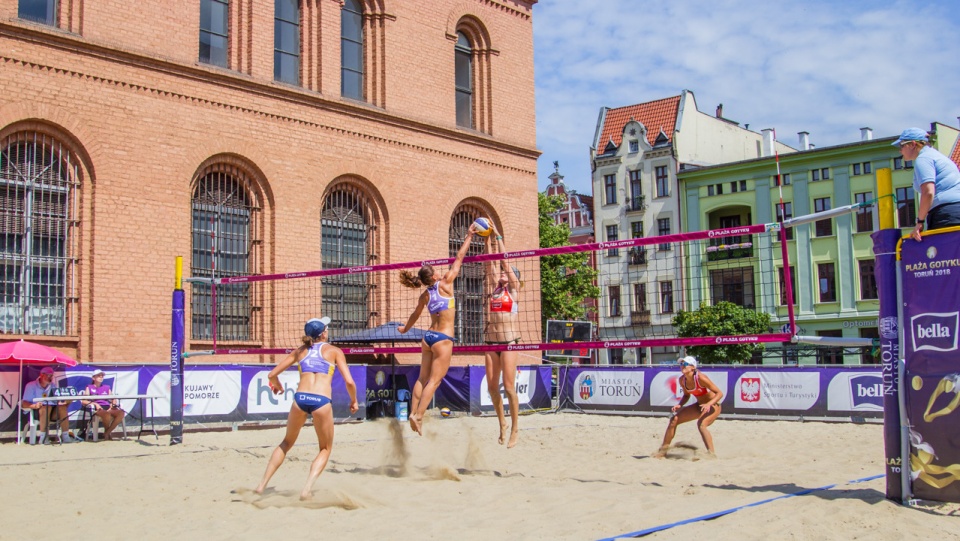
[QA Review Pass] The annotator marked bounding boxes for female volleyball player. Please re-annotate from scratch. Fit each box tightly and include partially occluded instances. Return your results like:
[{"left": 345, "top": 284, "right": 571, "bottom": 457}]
[
  {"left": 255, "top": 316, "right": 358, "bottom": 500},
  {"left": 398, "top": 222, "right": 478, "bottom": 435},
  {"left": 483, "top": 221, "right": 522, "bottom": 447},
  {"left": 655, "top": 356, "right": 723, "bottom": 458}
]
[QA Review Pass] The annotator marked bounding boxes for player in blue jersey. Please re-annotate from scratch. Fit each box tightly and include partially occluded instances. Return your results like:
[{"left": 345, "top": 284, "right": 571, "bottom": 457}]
[
  {"left": 398, "top": 222, "right": 478, "bottom": 434},
  {"left": 255, "top": 316, "right": 358, "bottom": 500}
]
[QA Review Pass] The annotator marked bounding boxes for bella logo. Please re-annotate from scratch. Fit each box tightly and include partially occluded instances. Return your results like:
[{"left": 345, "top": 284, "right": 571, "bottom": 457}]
[{"left": 911, "top": 312, "right": 959, "bottom": 352}]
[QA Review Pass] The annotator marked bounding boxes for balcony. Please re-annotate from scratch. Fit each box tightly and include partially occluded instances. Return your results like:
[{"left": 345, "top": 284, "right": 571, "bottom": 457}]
[
  {"left": 630, "top": 309, "right": 651, "bottom": 326},
  {"left": 706, "top": 242, "right": 754, "bottom": 261},
  {"left": 628, "top": 247, "right": 647, "bottom": 265},
  {"left": 625, "top": 195, "right": 647, "bottom": 213}
]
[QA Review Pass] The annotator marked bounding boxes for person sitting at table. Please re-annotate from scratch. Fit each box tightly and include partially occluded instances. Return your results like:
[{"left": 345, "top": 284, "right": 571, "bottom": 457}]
[
  {"left": 20, "top": 367, "right": 75, "bottom": 444},
  {"left": 81, "top": 369, "right": 126, "bottom": 440}
]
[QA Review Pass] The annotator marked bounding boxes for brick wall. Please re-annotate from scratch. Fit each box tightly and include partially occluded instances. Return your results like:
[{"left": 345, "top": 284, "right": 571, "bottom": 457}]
[{"left": 0, "top": 0, "right": 540, "bottom": 365}]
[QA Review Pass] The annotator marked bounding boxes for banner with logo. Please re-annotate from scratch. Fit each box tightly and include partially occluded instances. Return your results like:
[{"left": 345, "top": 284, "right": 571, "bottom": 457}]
[
  {"left": 558, "top": 365, "right": 882, "bottom": 419},
  {"left": 901, "top": 229, "right": 960, "bottom": 503},
  {"left": 470, "top": 365, "right": 552, "bottom": 414}
]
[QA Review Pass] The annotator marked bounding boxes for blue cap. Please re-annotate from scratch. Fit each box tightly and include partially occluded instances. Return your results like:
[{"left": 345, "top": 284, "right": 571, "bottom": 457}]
[
  {"left": 304, "top": 317, "right": 331, "bottom": 338},
  {"left": 892, "top": 127, "right": 929, "bottom": 146}
]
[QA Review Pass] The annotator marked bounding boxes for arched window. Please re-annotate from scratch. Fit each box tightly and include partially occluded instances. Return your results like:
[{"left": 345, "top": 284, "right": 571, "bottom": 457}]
[
  {"left": 321, "top": 183, "right": 376, "bottom": 335},
  {"left": 341, "top": 0, "right": 364, "bottom": 100},
  {"left": 454, "top": 31, "right": 473, "bottom": 129},
  {"left": 190, "top": 165, "right": 262, "bottom": 341},
  {"left": 449, "top": 205, "right": 486, "bottom": 344},
  {"left": 275, "top": 0, "right": 301, "bottom": 85},
  {"left": 0, "top": 131, "right": 80, "bottom": 335}
]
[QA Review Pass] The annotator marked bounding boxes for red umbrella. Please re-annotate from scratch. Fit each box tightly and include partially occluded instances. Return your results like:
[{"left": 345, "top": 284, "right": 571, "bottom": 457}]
[
  {"left": 0, "top": 339, "right": 80, "bottom": 444},
  {"left": 0, "top": 340, "right": 80, "bottom": 366}
]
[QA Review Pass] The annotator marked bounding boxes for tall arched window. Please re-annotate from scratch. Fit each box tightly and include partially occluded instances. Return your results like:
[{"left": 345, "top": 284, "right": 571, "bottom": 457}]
[
  {"left": 321, "top": 183, "right": 376, "bottom": 335},
  {"left": 0, "top": 131, "right": 80, "bottom": 335},
  {"left": 449, "top": 205, "right": 486, "bottom": 344},
  {"left": 274, "top": 0, "right": 301, "bottom": 85},
  {"left": 191, "top": 165, "right": 262, "bottom": 342},
  {"left": 341, "top": 0, "right": 364, "bottom": 100},
  {"left": 454, "top": 31, "right": 473, "bottom": 129}
]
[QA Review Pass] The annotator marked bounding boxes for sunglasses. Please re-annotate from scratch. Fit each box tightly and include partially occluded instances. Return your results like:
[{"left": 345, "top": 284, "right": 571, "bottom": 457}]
[{"left": 680, "top": 361, "right": 693, "bottom": 368}]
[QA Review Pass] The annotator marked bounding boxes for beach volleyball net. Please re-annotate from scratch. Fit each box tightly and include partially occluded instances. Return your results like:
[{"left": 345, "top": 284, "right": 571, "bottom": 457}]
[{"left": 182, "top": 222, "right": 797, "bottom": 360}]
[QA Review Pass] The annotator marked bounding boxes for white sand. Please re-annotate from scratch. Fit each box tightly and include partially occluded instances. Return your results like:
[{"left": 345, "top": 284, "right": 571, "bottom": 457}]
[{"left": 2, "top": 412, "right": 957, "bottom": 541}]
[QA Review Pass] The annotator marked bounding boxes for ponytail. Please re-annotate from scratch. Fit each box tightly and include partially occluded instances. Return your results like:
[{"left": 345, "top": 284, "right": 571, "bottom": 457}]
[{"left": 399, "top": 264, "right": 435, "bottom": 289}]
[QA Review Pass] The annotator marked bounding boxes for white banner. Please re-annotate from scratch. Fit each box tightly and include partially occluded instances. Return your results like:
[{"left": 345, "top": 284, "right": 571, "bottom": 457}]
[
  {"left": 826, "top": 371, "right": 883, "bottom": 412},
  {"left": 0, "top": 371, "right": 20, "bottom": 425},
  {"left": 649, "top": 370, "right": 728, "bottom": 407},
  {"left": 734, "top": 371, "right": 819, "bottom": 410},
  {"left": 246, "top": 369, "right": 302, "bottom": 414},
  {"left": 480, "top": 368, "right": 537, "bottom": 407},
  {"left": 573, "top": 370, "right": 644, "bottom": 406},
  {"left": 147, "top": 370, "right": 241, "bottom": 417}
]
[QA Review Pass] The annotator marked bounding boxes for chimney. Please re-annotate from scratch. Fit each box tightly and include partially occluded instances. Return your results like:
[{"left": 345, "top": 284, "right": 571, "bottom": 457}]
[
  {"left": 860, "top": 127, "right": 873, "bottom": 141},
  {"left": 716, "top": 103, "right": 723, "bottom": 118},
  {"left": 798, "top": 131, "right": 810, "bottom": 151},
  {"left": 761, "top": 128, "right": 774, "bottom": 157}
]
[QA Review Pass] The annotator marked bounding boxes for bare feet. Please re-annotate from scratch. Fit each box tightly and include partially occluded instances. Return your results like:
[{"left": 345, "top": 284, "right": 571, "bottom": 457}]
[
  {"left": 411, "top": 414, "right": 423, "bottom": 436},
  {"left": 254, "top": 486, "right": 265, "bottom": 495},
  {"left": 408, "top": 415, "right": 417, "bottom": 433},
  {"left": 299, "top": 491, "right": 312, "bottom": 501},
  {"left": 653, "top": 445, "right": 669, "bottom": 459},
  {"left": 498, "top": 421, "right": 508, "bottom": 445},
  {"left": 507, "top": 429, "right": 518, "bottom": 449}
]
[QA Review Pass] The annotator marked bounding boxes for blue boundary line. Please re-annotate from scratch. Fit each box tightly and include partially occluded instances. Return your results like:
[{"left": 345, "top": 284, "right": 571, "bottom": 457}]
[{"left": 597, "top": 474, "right": 883, "bottom": 540}]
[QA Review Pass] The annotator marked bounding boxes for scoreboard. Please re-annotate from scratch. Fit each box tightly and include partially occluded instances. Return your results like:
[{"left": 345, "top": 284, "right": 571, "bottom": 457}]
[{"left": 545, "top": 320, "right": 593, "bottom": 359}]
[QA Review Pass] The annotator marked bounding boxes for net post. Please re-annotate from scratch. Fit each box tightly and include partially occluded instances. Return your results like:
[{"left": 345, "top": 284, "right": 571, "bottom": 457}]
[
  {"left": 876, "top": 168, "right": 895, "bottom": 229},
  {"left": 170, "top": 256, "right": 185, "bottom": 445}
]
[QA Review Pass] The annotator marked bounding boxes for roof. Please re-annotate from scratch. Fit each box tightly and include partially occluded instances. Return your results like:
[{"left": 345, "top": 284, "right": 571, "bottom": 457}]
[{"left": 596, "top": 95, "right": 682, "bottom": 152}]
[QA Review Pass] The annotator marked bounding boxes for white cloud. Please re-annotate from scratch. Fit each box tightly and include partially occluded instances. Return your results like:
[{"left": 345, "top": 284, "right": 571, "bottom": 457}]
[{"left": 534, "top": 0, "right": 960, "bottom": 194}]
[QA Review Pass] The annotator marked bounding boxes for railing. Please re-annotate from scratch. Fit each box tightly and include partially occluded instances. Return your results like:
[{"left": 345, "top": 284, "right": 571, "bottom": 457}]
[
  {"left": 630, "top": 309, "right": 651, "bottom": 326},
  {"left": 625, "top": 195, "right": 647, "bottom": 212},
  {"left": 628, "top": 247, "right": 647, "bottom": 265},
  {"left": 706, "top": 242, "right": 754, "bottom": 261}
]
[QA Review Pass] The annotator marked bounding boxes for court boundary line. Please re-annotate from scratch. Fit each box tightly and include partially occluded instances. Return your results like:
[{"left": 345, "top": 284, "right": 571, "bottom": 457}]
[{"left": 597, "top": 473, "right": 883, "bottom": 540}]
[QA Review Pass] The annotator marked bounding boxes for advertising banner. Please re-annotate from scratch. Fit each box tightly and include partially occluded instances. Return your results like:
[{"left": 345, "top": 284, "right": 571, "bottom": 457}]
[
  {"left": 558, "top": 365, "right": 881, "bottom": 419},
  {"left": 901, "top": 229, "right": 960, "bottom": 503},
  {"left": 472, "top": 365, "right": 551, "bottom": 414}
]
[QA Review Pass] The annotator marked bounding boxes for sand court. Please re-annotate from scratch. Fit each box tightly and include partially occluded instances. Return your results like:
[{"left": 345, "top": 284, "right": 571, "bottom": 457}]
[{"left": 2, "top": 412, "right": 957, "bottom": 540}]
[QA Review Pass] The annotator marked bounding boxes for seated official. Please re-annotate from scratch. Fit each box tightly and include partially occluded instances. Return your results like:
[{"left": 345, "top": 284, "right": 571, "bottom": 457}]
[
  {"left": 21, "top": 367, "right": 75, "bottom": 444},
  {"left": 81, "top": 369, "right": 125, "bottom": 440}
]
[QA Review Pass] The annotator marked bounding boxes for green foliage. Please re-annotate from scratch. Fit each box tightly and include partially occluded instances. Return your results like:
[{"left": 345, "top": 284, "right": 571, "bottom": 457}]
[
  {"left": 539, "top": 193, "right": 600, "bottom": 333},
  {"left": 672, "top": 301, "right": 771, "bottom": 364}
]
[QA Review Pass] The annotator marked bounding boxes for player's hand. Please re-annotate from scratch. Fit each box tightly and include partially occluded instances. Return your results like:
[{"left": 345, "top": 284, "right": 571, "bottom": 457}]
[
  {"left": 398, "top": 325, "right": 407, "bottom": 334},
  {"left": 700, "top": 404, "right": 713, "bottom": 414},
  {"left": 349, "top": 400, "right": 359, "bottom": 414},
  {"left": 671, "top": 404, "right": 681, "bottom": 413},
  {"left": 268, "top": 380, "right": 282, "bottom": 395},
  {"left": 911, "top": 223, "right": 923, "bottom": 242}
]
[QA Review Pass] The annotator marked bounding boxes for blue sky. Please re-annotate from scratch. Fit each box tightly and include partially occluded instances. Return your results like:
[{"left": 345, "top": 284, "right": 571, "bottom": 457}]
[{"left": 532, "top": 0, "right": 960, "bottom": 195}]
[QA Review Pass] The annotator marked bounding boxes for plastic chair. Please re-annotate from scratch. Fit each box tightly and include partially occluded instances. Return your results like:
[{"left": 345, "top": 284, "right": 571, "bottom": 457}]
[
  {"left": 83, "top": 405, "right": 127, "bottom": 441},
  {"left": 19, "top": 408, "right": 39, "bottom": 445}
]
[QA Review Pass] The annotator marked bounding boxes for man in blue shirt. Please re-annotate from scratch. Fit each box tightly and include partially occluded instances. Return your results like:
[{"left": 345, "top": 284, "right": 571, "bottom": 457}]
[
  {"left": 21, "top": 367, "right": 74, "bottom": 444},
  {"left": 893, "top": 127, "right": 960, "bottom": 241}
]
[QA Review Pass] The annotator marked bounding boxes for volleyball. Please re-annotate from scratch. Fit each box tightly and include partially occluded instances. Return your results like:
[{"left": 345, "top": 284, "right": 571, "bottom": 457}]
[
  {"left": 472, "top": 217, "right": 493, "bottom": 236},
  {"left": 440, "top": 407, "right": 452, "bottom": 417}
]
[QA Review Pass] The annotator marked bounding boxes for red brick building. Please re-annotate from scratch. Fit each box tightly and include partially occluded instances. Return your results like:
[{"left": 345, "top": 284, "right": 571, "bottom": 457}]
[{"left": 0, "top": 0, "right": 539, "bottom": 364}]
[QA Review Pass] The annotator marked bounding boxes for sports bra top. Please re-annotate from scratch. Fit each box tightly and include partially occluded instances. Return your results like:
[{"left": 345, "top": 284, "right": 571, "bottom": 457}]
[
  {"left": 426, "top": 284, "right": 455, "bottom": 315},
  {"left": 489, "top": 286, "right": 518, "bottom": 314},
  {"left": 298, "top": 343, "right": 334, "bottom": 376},
  {"left": 680, "top": 372, "right": 709, "bottom": 397}
]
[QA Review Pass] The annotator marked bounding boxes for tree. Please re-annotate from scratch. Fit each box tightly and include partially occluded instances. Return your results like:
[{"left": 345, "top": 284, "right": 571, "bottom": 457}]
[
  {"left": 672, "top": 301, "right": 771, "bottom": 364},
  {"left": 538, "top": 192, "right": 600, "bottom": 333}
]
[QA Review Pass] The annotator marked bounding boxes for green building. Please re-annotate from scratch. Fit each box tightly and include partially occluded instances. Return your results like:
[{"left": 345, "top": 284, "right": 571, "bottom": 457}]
[{"left": 678, "top": 124, "right": 960, "bottom": 365}]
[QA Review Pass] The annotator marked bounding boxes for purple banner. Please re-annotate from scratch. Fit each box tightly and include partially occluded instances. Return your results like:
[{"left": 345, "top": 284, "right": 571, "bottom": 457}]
[
  {"left": 901, "top": 229, "right": 960, "bottom": 503},
  {"left": 872, "top": 229, "right": 904, "bottom": 501},
  {"left": 558, "top": 365, "right": 882, "bottom": 419},
  {"left": 170, "top": 289, "right": 184, "bottom": 444}
]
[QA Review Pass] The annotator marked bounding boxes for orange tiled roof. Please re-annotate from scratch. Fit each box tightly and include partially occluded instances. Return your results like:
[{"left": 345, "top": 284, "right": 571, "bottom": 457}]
[
  {"left": 597, "top": 95, "right": 682, "bottom": 152},
  {"left": 951, "top": 137, "right": 960, "bottom": 169}
]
